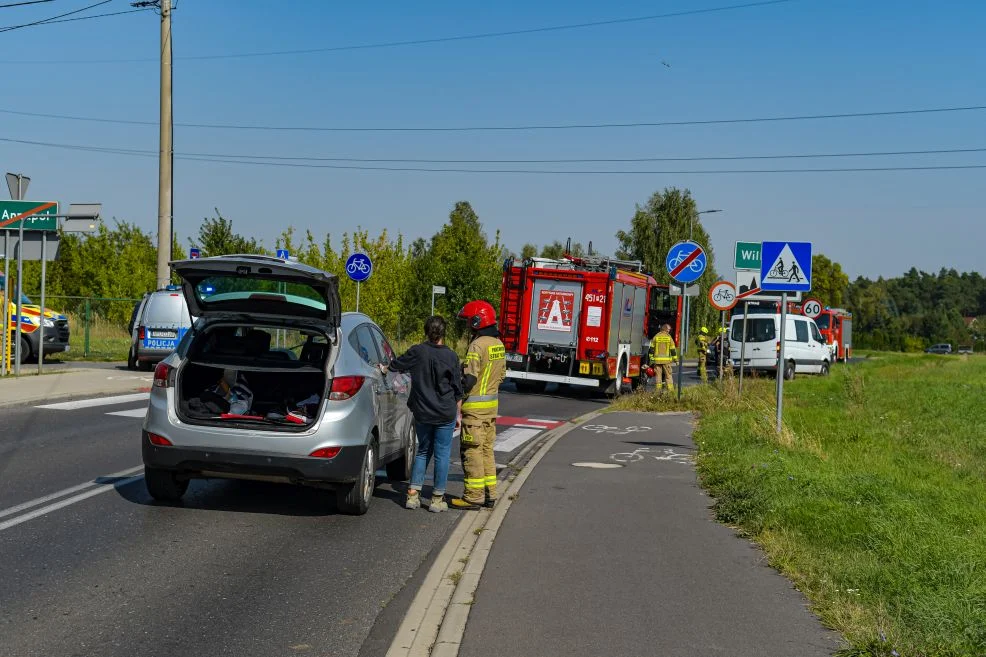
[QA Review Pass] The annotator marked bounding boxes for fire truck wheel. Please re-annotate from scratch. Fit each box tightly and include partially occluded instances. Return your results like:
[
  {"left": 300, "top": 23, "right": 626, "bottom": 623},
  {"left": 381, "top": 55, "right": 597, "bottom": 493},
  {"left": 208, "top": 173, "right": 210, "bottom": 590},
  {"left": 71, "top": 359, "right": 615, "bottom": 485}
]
[{"left": 607, "top": 358, "right": 629, "bottom": 399}]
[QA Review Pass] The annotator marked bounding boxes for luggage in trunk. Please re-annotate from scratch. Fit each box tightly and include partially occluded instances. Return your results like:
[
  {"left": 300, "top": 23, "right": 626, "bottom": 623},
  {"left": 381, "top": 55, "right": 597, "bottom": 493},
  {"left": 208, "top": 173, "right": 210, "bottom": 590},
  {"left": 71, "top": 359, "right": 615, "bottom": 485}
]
[{"left": 176, "top": 325, "right": 330, "bottom": 430}]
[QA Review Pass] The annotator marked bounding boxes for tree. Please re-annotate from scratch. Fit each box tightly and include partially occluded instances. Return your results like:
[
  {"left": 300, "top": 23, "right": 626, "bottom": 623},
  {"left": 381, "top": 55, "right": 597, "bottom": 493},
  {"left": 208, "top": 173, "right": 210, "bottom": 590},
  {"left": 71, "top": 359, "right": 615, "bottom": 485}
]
[
  {"left": 520, "top": 244, "right": 538, "bottom": 260},
  {"left": 192, "top": 210, "right": 265, "bottom": 257},
  {"left": 426, "top": 202, "right": 503, "bottom": 336},
  {"left": 615, "top": 187, "right": 720, "bottom": 337},
  {"left": 811, "top": 254, "right": 850, "bottom": 307}
]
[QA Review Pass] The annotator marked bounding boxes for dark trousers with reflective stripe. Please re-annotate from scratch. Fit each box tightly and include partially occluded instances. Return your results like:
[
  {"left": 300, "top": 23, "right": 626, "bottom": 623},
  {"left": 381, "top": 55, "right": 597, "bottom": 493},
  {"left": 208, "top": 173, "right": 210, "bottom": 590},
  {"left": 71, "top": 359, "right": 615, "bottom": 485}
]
[{"left": 460, "top": 416, "right": 497, "bottom": 503}]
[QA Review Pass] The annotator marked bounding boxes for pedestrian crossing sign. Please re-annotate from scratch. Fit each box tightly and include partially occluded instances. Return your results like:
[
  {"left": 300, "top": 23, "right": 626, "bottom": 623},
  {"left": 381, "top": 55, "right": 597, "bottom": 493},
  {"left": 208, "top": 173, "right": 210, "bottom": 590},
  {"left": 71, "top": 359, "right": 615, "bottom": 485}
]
[{"left": 760, "top": 241, "right": 812, "bottom": 292}]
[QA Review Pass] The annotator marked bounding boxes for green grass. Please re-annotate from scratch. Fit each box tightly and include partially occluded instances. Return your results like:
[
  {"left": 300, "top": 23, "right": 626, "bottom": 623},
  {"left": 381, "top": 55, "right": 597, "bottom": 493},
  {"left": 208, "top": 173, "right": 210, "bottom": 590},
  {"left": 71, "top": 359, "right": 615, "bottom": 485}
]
[
  {"left": 56, "top": 312, "right": 130, "bottom": 362},
  {"left": 614, "top": 354, "right": 986, "bottom": 657}
]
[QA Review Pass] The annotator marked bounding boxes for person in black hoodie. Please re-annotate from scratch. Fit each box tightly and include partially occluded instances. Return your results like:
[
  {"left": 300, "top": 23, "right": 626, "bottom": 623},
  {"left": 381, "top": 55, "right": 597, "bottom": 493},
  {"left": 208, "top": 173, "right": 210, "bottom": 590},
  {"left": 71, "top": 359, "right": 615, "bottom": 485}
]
[{"left": 385, "top": 316, "right": 463, "bottom": 512}]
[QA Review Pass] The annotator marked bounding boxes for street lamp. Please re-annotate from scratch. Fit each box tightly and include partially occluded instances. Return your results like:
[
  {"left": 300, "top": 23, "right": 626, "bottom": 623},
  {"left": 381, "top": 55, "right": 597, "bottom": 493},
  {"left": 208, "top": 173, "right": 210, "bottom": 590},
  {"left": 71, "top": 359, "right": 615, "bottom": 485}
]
[{"left": 691, "top": 208, "right": 722, "bottom": 240}]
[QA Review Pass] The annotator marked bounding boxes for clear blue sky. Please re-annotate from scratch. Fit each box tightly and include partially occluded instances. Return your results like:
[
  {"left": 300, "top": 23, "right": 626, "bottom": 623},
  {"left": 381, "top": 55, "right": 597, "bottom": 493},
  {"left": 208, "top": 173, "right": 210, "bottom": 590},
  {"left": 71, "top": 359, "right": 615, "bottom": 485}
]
[{"left": 0, "top": 0, "right": 983, "bottom": 280}]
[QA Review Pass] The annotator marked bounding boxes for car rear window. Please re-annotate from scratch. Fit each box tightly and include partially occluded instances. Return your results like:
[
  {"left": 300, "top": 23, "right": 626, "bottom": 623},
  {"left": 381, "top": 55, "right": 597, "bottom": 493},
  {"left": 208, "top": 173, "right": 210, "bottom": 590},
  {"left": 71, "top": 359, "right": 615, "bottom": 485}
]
[
  {"left": 195, "top": 276, "right": 326, "bottom": 313},
  {"left": 142, "top": 292, "right": 188, "bottom": 325},
  {"left": 731, "top": 317, "right": 776, "bottom": 343}
]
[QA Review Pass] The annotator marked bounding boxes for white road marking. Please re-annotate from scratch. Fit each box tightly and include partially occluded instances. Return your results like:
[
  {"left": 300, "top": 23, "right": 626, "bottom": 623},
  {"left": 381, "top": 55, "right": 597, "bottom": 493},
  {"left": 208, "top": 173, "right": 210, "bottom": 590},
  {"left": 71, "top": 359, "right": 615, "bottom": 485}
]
[
  {"left": 525, "top": 419, "right": 557, "bottom": 425},
  {"left": 106, "top": 408, "right": 148, "bottom": 418},
  {"left": 0, "top": 471, "right": 144, "bottom": 532},
  {"left": 493, "top": 427, "right": 541, "bottom": 453},
  {"left": 36, "top": 392, "right": 150, "bottom": 411},
  {"left": 513, "top": 424, "right": 547, "bottom": 429},
  {"left": 572, "top": 462, "right": 623, "bottom": 469},
  {"left": 0, "top": 465, "right": 144, "bottom": 521}
]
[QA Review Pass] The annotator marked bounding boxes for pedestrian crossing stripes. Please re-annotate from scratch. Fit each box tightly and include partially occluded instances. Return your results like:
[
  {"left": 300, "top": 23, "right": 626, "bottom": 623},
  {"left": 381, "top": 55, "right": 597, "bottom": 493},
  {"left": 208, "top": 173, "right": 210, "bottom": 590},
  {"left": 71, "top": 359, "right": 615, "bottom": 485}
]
[{"left": 33, "top": 393, "right": 564, "bottom": 453}]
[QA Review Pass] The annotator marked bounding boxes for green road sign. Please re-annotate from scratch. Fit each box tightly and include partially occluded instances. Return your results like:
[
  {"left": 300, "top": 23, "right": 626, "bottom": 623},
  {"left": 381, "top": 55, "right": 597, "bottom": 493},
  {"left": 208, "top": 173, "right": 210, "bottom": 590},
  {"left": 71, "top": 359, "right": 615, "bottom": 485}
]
[
  {"left": 734, "top": 241, "right": 761, "bottom": 270},
  {"left": 0, "top": 200, "right": 58, "bottom": 232}
]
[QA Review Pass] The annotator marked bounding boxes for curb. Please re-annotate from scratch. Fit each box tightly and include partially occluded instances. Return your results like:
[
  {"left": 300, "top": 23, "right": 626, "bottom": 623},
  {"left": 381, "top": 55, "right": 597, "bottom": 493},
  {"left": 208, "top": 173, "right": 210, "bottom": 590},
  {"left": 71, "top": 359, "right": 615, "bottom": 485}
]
[
  {"left": 0, "top": 370, "right": 153, "bottom": 408},
  {"left": 385, "top": 409, "right": 604, "bottom": 657}
]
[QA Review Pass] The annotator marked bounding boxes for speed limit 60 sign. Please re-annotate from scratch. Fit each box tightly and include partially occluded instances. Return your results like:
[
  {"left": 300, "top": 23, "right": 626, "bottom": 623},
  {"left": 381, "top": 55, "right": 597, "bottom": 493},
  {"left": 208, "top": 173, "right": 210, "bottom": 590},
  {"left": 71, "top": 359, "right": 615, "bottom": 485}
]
[{"left": 801, "top": 298, "right": 823, "bottom": 319}]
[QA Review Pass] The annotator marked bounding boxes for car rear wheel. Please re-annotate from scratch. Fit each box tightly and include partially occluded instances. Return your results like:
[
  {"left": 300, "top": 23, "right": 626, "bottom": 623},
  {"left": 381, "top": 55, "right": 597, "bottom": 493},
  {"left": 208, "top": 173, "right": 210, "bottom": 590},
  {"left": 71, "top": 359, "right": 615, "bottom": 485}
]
[
  {"left": 783, "top": 360, "right": 796, "bottom": 380},
  {"left": 819, "top": 361, "right": 830, "bottom": 376},
  {"left": 144, "top": 467, "right": 188, "bottom": 502},
  {"left": 386, "top": 423, "right": 416, "bottom": 482},
  {"left": 127, "top": 346, "right": 137, "bottom": 371},
  {"left": 337, "top": 442, "right": 376, "bottom": 515}
]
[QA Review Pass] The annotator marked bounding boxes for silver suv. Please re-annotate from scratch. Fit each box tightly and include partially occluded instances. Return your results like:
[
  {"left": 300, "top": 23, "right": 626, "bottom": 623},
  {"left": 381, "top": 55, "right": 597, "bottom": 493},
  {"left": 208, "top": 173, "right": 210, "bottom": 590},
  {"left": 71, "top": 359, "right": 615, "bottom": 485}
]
[{"left": 141, "top": 255, "right": 416, "bottom": 515}]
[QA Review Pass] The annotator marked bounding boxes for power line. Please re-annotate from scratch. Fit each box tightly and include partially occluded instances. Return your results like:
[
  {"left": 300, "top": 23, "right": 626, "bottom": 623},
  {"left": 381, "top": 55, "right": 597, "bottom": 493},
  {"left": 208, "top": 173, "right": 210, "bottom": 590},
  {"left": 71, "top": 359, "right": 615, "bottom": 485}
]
[
  {"left": 0, "top": 0, "right": 800, "bottom": 63},
  {"left": 1, "top": 135, "right": 984, "bottom": 175},
  {"left": 0, "top": 0, "right": 108, "bottom": 32},
  {"left": 3, "top": 136, "right": 985, "bottom": 164},
  {"left": 0, "top": 0, "right": 55, "bottom": 9},
  {"left": 1, "top": 104, "right": 984, "bottom": 133},
  {"left": 31, "top": 7, "right": 149, "bottom": 25}
]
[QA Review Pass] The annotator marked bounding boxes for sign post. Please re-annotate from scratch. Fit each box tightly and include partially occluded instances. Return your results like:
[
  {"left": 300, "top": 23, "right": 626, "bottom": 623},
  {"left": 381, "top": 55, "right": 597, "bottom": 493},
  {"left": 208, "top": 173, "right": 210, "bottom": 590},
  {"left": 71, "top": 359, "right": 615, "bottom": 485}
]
[
  {"left": 709, "top": 280, "right": 737, "bottom": 382},
  {"left": 431, "top": 285, "right": 446, "bottom": 316},
  {"left": 738, "top": 308, "right": 749, "bottom": 396},
  {"left": 759, "top": 241, "right": 813, "bottom": 433},
  {"left": 666, "top": 240, "right": 707, "bottom": 400},
  {"left": 345, "top": 253, "right": 373, "bottom": 313}
]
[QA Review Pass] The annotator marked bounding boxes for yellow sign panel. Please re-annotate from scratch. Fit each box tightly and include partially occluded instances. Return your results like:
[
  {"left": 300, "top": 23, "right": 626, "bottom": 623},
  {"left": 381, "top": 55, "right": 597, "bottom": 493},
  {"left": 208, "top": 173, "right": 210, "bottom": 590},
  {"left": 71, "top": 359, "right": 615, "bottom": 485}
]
[
  {"left": 579, "top": 362, "right": 590, "bottom": 374},
  {"left": 592, "top": 362, "right": 604, "bottom": 376}
]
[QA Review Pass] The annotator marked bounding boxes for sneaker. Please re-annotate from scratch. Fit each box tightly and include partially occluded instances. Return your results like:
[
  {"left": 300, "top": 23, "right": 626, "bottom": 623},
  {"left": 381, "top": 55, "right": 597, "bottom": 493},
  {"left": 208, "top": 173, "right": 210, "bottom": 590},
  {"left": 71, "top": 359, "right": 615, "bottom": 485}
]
[
  {"left": 405, "top": 492, "right": 421, "bottom": 510},
  {"left": 429, "top": 496, "right": 448, "bottom": 513},
  {"left": 449, "top": 497, "right": 483, "bottom": 511}
]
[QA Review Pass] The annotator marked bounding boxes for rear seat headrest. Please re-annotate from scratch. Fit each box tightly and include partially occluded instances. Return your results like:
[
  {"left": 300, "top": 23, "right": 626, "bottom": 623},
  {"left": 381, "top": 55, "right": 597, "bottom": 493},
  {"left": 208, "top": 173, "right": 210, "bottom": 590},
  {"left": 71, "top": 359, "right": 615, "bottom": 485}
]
[{"left": 244, "top": 329, "right": 272, "bottom": 355}]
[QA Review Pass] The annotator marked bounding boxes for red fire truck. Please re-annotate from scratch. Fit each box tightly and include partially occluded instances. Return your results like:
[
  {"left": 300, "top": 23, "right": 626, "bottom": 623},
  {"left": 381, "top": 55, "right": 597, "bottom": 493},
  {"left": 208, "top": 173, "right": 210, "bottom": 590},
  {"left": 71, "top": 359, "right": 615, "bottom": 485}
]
[
  {"left": 498, "top": 251, "right": 681, "bottom": 396},
  {"left": 783, "top": 302, "right": 853, "bottom": 362}
]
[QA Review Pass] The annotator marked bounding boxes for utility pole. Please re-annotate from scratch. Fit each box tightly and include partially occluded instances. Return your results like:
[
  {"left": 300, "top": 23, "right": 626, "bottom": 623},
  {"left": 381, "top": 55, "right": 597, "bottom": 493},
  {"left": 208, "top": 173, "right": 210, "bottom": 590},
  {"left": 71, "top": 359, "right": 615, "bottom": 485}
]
[{"left": 135, "top": 0, "right": 173, "bottom": 289}]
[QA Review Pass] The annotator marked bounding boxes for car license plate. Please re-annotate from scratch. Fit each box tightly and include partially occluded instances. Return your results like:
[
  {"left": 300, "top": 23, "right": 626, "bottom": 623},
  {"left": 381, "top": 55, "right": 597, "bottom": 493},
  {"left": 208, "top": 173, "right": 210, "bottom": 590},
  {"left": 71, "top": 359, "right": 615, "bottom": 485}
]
[
  {"left": 506, "top": 353, "right": 523, "bottom": 363},
  {"left": 152, "top": 330, "right": 177, "bottom": 339}
]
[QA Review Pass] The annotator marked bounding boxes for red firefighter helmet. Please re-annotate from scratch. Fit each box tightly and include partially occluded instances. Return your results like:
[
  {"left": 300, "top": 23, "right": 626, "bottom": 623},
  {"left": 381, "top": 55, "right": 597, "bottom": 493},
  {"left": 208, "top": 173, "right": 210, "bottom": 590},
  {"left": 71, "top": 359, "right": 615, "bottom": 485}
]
[{"left": 458, "top": 300, "right": 497, "bottom": 330}]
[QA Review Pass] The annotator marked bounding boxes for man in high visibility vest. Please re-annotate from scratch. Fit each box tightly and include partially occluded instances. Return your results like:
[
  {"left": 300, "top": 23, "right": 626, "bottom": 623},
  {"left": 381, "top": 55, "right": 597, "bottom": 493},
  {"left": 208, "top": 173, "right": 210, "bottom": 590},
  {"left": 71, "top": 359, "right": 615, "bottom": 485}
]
[
  {"left": 649, "top": 323, "right": 677, "bottom": 393},
  {"left": 450, "top": 300, "right": 506, "bottom": 511},
  {"left": 696, "top": 326, "right": 710, "bottom": 383}
]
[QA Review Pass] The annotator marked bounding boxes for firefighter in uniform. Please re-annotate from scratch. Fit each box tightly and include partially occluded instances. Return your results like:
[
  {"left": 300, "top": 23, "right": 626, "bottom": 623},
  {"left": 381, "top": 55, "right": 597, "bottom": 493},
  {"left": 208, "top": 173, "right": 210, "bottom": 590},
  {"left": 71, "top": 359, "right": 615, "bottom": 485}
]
[
  {"left": 696, "top": 326, "right": 710, "bottom": 383},
  {"left": 649, "top": 323, "right": 677, "bottom": 393},
  {"left": 450, "top": 300, "right": 506, "bottom": 511}
]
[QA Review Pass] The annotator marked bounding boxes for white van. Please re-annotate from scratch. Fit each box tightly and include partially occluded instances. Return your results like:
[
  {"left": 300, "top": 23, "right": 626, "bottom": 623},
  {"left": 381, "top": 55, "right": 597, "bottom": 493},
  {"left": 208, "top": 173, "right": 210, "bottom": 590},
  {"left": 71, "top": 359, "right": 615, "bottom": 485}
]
[{"left": 729, "top": 311, "right": 830, "bottom": 379}]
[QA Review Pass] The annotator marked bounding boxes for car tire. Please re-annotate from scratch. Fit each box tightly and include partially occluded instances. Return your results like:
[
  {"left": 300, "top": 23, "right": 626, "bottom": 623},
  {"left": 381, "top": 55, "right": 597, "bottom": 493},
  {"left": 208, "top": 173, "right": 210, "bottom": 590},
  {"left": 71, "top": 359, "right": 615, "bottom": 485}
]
[
  {"left": 127, "top": 346, "right": 137, "bottom": 371},
  {"left": 337, "top": 442, "right": 376, "bottom": 515},
  {"left": 386, "top": 423, "right": 416, "bottom": 482},
  {"left": 19, "top": 336, "right": 33, "bottom": 364},
  {"left": 783, "top": 360, "right": 796, "bottom": 380},
  {"left": 144, "top": 466, "right": 188, "bottom": 502},
  {"left": 819, "top": 361, "right": 830, "bottom": 376}
]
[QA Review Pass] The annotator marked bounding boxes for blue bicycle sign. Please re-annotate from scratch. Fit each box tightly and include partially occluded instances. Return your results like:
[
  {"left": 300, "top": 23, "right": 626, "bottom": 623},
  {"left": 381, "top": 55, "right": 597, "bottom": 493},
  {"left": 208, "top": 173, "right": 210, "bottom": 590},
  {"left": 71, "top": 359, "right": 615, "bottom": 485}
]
[
  {"left": 346, "top": 253, "right": 373, "bottom": 282},
  {"left": 665, "top": 240, "right": 706, "bottom": 284}
]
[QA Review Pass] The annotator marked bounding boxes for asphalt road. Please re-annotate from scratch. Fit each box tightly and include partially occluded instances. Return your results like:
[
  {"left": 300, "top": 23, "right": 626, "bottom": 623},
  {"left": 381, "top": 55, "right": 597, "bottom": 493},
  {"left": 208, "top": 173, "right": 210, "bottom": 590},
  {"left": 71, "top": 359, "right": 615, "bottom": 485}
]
[{"left": 0, "top": 382, "right": 605, "bottom": 657}]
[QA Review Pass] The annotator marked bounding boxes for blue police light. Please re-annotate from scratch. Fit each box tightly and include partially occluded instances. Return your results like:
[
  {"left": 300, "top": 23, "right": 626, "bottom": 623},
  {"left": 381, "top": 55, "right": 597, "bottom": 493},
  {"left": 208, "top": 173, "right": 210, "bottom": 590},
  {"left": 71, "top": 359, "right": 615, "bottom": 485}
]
[
  {"left": 203, "top": 285, "right": 215, "bottom": 294},
  {"left": 165, "top": 284, "right": 181, "bottom": 291}
]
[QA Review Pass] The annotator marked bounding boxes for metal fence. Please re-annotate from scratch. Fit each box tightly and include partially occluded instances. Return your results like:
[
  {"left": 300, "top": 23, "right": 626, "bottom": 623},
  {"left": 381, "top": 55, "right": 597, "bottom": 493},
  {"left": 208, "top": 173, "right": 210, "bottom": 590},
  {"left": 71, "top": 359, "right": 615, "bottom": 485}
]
[{"left": 39, "top": 295, "right": 141, "bottom": 358}]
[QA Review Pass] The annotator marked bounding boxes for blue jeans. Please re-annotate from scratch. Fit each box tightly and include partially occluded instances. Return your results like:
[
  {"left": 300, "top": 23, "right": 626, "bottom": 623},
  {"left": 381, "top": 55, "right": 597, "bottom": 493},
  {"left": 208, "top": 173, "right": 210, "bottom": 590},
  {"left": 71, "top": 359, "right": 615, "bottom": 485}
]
[{"left": 410, "top": 420, "right": 455, "bottom": 496}]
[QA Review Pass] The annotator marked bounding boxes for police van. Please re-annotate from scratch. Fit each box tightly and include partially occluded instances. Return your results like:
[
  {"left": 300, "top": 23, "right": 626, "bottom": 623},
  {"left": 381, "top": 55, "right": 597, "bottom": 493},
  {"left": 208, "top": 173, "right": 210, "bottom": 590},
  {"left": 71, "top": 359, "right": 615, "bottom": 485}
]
[
  {"left": 127, "top": 286, "right": 194, "bottom": 370},
  {"left": 728, "top": 307, "right": 830, "bottom": 380}
]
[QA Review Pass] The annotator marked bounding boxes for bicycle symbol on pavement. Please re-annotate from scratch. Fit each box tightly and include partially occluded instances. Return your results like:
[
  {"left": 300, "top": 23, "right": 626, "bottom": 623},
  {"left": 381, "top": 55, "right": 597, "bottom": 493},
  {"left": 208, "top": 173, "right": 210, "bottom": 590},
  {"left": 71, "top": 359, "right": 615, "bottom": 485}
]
[
  {"left": 582, "top": 425, "right": 651, "bottom": 435},
  {"left": 609, "top": 446, "right": 693, "bottom": 465}
]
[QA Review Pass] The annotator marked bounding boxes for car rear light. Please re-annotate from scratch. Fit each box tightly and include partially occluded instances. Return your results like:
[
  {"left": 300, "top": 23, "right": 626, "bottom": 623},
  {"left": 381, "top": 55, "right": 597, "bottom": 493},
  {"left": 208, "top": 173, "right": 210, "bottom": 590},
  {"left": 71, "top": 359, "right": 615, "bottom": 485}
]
[
  {"left": 309, "top": 446, "right": 341, "bottom": 459},
  {"left": 776, "top": 341, "right": 781, "bottom": 353},
  {"left": 153, "top": 362, "right": 173, "bottom": 388},
  {"left": 329, "top": 375, "right": 365, "bottom": 401},
  {"left": 148, "top": 433, "right": 173, "bottom": 446},
  {"left": 138, "top": 326, "right": 146, "bottom": 340}
]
